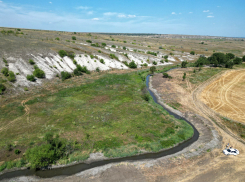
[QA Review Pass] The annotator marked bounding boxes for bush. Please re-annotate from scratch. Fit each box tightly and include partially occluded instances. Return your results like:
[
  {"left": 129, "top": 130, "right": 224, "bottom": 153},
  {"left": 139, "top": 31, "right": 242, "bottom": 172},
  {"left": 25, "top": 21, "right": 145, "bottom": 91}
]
[
  {"left": 162, "top": 72, "right": 170, "bottom": 78},
  {"left": 61, "top": 71, "right": 71, "bottom": 81},
  {"left": 0, "top": 83, "right": 6, "bottom": 94},
  {"left": 33, "top": 68, "right": 45, "bottom": 78},
  {"left": 72, "top": 36, "right": 76, "bottom": 40},
  {"left": 160, "top": 60, "right": 164, "bottom": 63},
  {"left": 91, "top": 43, "right": 100, "bottom": 47},
  {"left": 26, "top": 75, "right": 35, "bottom": 82},
  {"left": 183, "top": 73, "right": 186, "bottom": 80},
  {"left": 225, "top": 60, "right": 234, "bottom": 68},
  {"left": 98, "top": 50, "right": 102, "bottom": 53},
  {"left": 150, "top": 66, "right": 156, "bottom": 74},
  {"left": 55, "top": 37, "right": 60, "bottom": 41},
  {"left": 128, "top": 61, "right": 137, "bottom": 69},
  {"left": 73, "top": 60, "right": 77, "bottom": 65},
  {"left": 142, "top": 63, "right": 148, "bottom": 67},
  {"left": 58, "top": 50, "right": 67, "bottom": 58},
  {"left": 100, "top": 59, "right": 105, "bottom": 64},
  {"left": 8, "top": 71, "right": 16, "bottom": 82},
  {"left": 153, "top": 61, "right": 157, "bottom": 65},
  {"left": 1, "top": 67, "right": 9, "bottom": 76},
  {"left": 123, "top": 41, "right": 127, "bottom": 43},
  {"left": 181, "top": 61, "right": 188, "bottom": 68},
  {"left": 109, "top": 54, "right": 119, "bottom": 60},
  {"left": 14, "top": 149, "right": 21, "bottom": 155},
  {"left": 111, "top": 45, "right": 116, "bottom": 48},
  {"left": 101, "top": 43, "right": 106, "bottom": 47},
  {"left": 123, "top": 46, "right": 126, "bottom": 50},
  {"left": 29, "top": 59, "right": 35, "bottom": 65},
  {"left": 147, "top": 51, "right": 157, "bottom": 56},
  {"left": 86, "top": 40, "right": 92, "bottom": 43},
  {"left": 159, "top": 46, "right": 163, "bottom": 49},
  {"left": 164, "top": 55, "right": 168, "bottom": 59},
  {"left": 122, "top": 61, "right": 129, "bottom": 67},
  {"left": 190, "top": 51, "right": 195, "bottom": 55},
  {"left": 96, "top": 67, "right": 100, "bottom": 72}
]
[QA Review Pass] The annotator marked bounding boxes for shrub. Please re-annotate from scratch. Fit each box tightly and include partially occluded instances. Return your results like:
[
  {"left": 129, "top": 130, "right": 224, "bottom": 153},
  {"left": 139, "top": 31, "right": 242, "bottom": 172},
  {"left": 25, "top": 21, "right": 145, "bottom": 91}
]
[
  {"left": 159, "top": 46, "right": 163, "bottom": 49},
  {"left": 98, "top": 50, "right": 102, "bottom": 53},
  {"left": 123, "top": 53, "right": 128, "bottom": 58},
  {"left": 8, "top": 71, "right": 16, "bottom": 82},
  {"left": 0, "top": 83, "right": 6, "bottom": 94},
  {"left": 24, "top": 87, "right": 29, "bottom": 91},
  {"left": 100, "top": 59, "right": 105, "bottom": 64},
  {"left": 128, "top": 61, "right": 137, "bottom": 69},
  {"left": 29, "top": 59, "right": 35, "bottom": 65},
  {"left": 122, "top": 61, "right": 129, "bottom": 67},
  {"left": 165, "top": 59, "right": 169, "bottom": 62},
  {"left": 147, "top": 51, "right": 157, "bottom": 56},
  {"left": 73, "top": 60, "right": 77, "bottom": 65},
  {"left": 153, "top": 61, "right": 157, "bottom": 65},
  {"left": 33, "top": 68, "right": 45, "bottom": 78},
  {"left": 91, "top": 43, "right": 100, "bottom": 47},
  {"left": 26, "top": 75, "right": 35, "bottom": 82},
  {"left": 55, "top": 37, "right": 60, "bottom": 41},
  {"left": 96, "top": 67, "right": 100, "bottom": 72},
  {"left": 225, "top": 60, "right": 234, "bottom": 68},
  {"left": 164, "top": 55, "right": 168, "bottom": 59},
  {"left": 17, "top": 29, "right": 21, "bottom": 31},
  {"left": 181, "top": 61, "right": 188, "bottom": 68},
  {"left": 101, "top": 43, "right": 106, "bottom": 47},
  {"left": 160, "top": 60, "right": 164, "bottom": 63},
  {"left": 150, "top": 66, "right": 156, "bottom": 74},
  {"left": 67, "top": 51, "right": 75, "bottom": 60},
  {"left": 123, "top": 41, "right": 127, "bottom": 43},
  {"left": 15, "top": 149, "right": 21, "bottom": 155},
  {"left": 111, "top": 45, "right": 116, "bottom": 48},
  {"left": 1, "top": 67, "right": 9, "bottom": 76},
  {"left": 190, "top": 51, "right": 195, "bottom": 55},
  {"left": 123, "top": 46, "right": 126, "bottom": 50},
  {"left": 86, "top": 40, "right": 92, "bottom": 43},
  {"left": 73, "top": 68, "right": 82, "bottom": 76},
  {"left": 61, "top": 71, "right": 71, "bottom": 81},
  {"left": 109, "top": 54, "right": 119, "bottom": 60},
  {"left": 163, "top": 72, "right": 169, "bottom": 78},
  {"left": 58, "top": 50, "right": 67, "bottom": 58},
  {"left": 142, "top": 63, "right": 148, "bottom": 67},
  {"left": 183, "top": 73, "right": 186, "bottom": 80},
  {"left": 72, "top": 36, "right": 76, "bottom": 40}
]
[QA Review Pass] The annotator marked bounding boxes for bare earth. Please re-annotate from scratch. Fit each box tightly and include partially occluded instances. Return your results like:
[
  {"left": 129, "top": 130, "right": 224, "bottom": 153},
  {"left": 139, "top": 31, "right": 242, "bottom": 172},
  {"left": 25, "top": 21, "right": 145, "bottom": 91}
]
[{"left": 201, "top": 70, "right": 245, "bottom": 124}]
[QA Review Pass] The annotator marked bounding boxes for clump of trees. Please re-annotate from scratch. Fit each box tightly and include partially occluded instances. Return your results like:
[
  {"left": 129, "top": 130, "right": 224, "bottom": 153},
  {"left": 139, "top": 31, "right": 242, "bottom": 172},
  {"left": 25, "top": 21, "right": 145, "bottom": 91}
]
[{"left": 193, "top": 52, "right": 242, "bottom": 69}]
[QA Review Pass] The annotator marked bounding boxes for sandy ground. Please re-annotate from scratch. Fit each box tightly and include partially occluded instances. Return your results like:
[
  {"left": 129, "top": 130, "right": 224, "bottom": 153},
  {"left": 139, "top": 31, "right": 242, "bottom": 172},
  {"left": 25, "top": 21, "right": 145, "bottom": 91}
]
[{"left": 200, "top": 70, "right": 245, "bottom": 124}]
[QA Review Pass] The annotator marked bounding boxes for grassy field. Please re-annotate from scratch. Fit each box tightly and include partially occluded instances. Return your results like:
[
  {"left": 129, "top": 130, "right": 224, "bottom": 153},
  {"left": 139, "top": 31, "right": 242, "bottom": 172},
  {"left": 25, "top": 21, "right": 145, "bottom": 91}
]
[{"left": 0, "top": 70, "right": 193, "bottom": 170}]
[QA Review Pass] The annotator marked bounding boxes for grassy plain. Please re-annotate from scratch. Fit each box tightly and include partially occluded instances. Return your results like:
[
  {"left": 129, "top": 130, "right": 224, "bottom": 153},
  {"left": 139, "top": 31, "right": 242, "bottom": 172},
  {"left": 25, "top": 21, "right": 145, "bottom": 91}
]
[{"left": 0, "top": 69, "right": 193, "bottom": 169}]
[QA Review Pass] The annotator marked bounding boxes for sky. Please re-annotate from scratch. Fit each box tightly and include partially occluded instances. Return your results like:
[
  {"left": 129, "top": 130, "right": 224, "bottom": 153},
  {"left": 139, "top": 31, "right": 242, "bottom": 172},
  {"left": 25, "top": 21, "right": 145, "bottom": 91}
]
[{"left": 0, "top": 0, "right": 244, "bottom": 37}]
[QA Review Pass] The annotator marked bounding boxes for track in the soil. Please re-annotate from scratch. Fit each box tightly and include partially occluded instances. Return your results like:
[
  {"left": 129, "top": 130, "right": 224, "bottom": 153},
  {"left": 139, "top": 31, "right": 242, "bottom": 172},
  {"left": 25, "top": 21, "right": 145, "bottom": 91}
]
[{"left": 201, "top": 70, "right": 245, "bottom": 124}]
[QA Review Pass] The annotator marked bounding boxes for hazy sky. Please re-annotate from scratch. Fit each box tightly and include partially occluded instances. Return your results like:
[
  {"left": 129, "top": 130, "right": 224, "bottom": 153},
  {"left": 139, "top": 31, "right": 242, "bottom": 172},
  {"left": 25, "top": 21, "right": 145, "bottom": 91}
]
[{"left": 0, "top": 0, "right": 244, "bottom": 37}]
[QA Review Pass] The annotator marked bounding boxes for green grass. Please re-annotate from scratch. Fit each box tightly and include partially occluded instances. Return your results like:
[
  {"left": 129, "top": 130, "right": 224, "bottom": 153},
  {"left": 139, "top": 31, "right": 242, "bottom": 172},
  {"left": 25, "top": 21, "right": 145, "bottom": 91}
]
[
  {"left": 189, "top": 67, "right": 225, "bottom": 85},
  {"left": 0, "top": 71, "right": 194, "bottom": 169}
]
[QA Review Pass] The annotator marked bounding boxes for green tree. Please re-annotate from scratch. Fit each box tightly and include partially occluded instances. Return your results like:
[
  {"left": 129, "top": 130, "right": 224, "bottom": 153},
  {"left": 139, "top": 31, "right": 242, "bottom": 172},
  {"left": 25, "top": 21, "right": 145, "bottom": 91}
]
[
  {"left": 101, "top": 43, "right": 106, "bottom": 47},
  {"left": 33, "top": 68, "right": 45, "bottom": 78},
  {"left": 190, "top": 51, "right": 195, "bottom": 55},
  {"left": 233, "top": 57, "right": 242, "bottom": 64},
  {"left": 150, "top": 66, "right": 156, "bottom": 74},
  {"left": 242, "top": 55, "right": 245, "bottom": 62},
  {"left": 58, "top": 50, "right": 67, "bottom": 58},
  {"left": 72, "top": 36, "right": 76, "bottom": 40},
  {"left": 128, "top": 61, "right": 137, "bottom": 68},
  {"left": 61, "top": 71, "right": 71, "bottom": 81},
  {"left": 225, "top": 60, "right": 234, "bottom": 68},
  {"left": 1, "top": 67, "right": 9, "bottom": 76},
  {"left": 183, "top": 73, "right": 186, "bottom": 80},
  {"left": 226, "top": 53, "right": 235, "bottom": 60},
  {"left": 26, "top": 75, "right": 35, "bottom": 82},
  {"left": 0, "top": 83, "right": 6, "bottom": 94},
  {"left": 181, "top": 61, "right": 188, "bottom": 68}
]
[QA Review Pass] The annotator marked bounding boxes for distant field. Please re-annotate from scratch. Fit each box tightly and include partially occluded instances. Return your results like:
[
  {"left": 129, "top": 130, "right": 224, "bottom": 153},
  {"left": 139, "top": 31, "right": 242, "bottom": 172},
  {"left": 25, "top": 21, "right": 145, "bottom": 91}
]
[{"left": 0, "top": 71, "right": 193, "bottom": 166}]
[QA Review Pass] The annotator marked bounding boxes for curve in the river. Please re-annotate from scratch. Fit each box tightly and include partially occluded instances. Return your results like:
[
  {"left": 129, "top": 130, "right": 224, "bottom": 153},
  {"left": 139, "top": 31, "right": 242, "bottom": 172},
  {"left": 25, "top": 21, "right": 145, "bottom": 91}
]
[{"left": 0, "top": 75, "right": 199, "bottom": 180}]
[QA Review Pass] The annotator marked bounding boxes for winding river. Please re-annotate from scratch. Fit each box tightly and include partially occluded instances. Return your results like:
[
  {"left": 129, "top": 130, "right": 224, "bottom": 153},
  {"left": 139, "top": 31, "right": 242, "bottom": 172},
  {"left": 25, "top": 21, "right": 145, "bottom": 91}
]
[{"left": 0, "top": 75, "right": 199, "bottom": 180}]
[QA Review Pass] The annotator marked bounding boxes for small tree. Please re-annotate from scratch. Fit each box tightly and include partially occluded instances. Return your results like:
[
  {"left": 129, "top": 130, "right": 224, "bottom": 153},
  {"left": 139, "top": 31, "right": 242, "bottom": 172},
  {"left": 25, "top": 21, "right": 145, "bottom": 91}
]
[
  {"left": 33, "top": 68, "right": 45, "bottom": 78},
  {"left": 153, "top": 61, "right": 157, "bottom": 65},
  {"left": 58, "top": 50, "right": 67, "bottom": 58},
  {"left": 27, "top": 75, "right": 35, "bottom": 82},
  {"left": 150, "top": 66, "right": 156, "bottom": 74},
  {"left": 123, "top": 46, "right": 126, "bottom": 50},
  {"left": 183, "top": 73, "right": 186, "bottom": 81},
  {"left": 190, "top": 51, "right": 195, "bottom": 55},
  {"left": 29, "top": 59, "right": 35, "bottom": 65},
  {"left": 164, "top": 55, "right": 168, "bottom": 59},
  {"left": 72, "top": 36, "right": 76, "bottom": 40},
  {"left": 163, "top": 72, "right": 169, "bottom": 78},
  {"left": 233, "top": 57, "right": 242, "bottom": 65},
  {"left": 128, "top": 61, "right": 137, "bottom": 69},
  {"left": 181, "top": 61, "right": 188, "bottom": 68},
  {"left": 0, "top": 83, "right": 6, "bottom": 94}
]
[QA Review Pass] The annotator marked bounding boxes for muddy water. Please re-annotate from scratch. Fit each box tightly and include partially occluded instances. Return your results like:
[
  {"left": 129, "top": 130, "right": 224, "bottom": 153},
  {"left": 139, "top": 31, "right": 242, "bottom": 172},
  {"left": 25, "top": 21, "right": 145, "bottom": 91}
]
[{"left": 0, "top": 75, "right": 199, "bottom": 180}]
